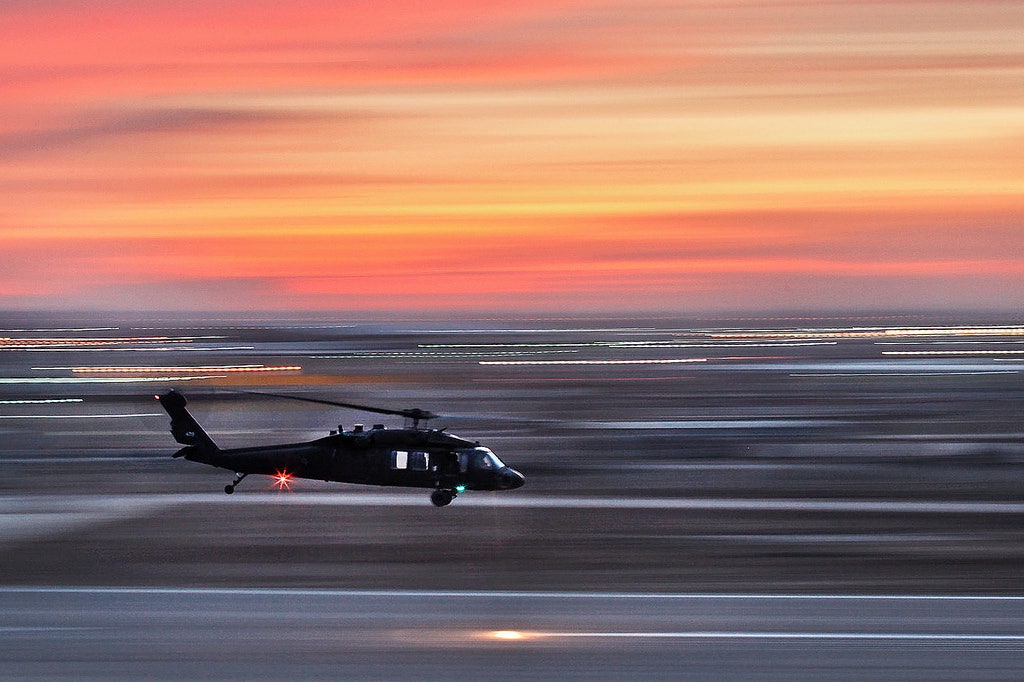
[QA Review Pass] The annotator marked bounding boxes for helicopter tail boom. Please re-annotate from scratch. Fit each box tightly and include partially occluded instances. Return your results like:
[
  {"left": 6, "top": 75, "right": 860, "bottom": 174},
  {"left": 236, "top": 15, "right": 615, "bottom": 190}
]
[{"left": 157, "top": 390, "right": 219, "bottom": 453}]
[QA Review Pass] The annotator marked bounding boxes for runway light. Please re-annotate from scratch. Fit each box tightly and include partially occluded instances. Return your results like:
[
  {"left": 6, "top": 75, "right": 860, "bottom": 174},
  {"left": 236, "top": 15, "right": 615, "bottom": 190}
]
[{"left": 491, "top": 630, "right": 527, "bottom": 640}]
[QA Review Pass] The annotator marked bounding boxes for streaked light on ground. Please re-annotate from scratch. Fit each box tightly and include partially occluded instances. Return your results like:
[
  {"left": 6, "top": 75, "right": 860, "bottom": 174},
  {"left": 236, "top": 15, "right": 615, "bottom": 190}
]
[
  {"left": 883, "top": 350, "right": 1024, "bottom": 356},
  {"left": 0, "top": 376, "right": 224, "bottom": 384},
  {"left": 0, "top": 413, "right": 162, "bottom": 420},
  {"left": 0, "top": 398, "right": 83, "bottom": 405},
  {"left": 712, "top": 325, "right": 1024, "bottom": 340},
  {"left": 487, "top": 630, "right": 1024, "bottom": 641},
  {"left": 490, "top": 630, "right": 529, "bottom": 641},
  {"left": 479, "top": 358, "right": 707, "bottom": 366},
  {"left": 0, "top": 337, "right": 191, "bottom": 350},
  {"left": 64, "top": 365, "right": 301, "bottom": 373}
]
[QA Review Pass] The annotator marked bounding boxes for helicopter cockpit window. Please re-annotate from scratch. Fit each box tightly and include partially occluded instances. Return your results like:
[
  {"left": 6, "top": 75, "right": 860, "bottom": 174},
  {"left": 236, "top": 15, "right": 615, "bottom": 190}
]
[{"left": 468, "top": 448, "right": 504, "bottom": 471}]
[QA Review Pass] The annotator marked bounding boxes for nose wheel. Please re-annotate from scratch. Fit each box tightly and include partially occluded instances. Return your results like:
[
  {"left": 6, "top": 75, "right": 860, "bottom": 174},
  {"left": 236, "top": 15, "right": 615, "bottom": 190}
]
[{"left": 431, "top": 489, "right": 455, "bottom": 507}]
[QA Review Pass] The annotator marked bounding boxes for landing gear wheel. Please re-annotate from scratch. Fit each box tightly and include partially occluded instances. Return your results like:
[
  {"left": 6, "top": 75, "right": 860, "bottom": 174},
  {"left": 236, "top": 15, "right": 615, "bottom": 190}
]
[
  {"left": 223, "top": 472, "right": 247, "bottom": 495},
  {"left": 431, "top": 490, "right": 454, "bottom": 507}
]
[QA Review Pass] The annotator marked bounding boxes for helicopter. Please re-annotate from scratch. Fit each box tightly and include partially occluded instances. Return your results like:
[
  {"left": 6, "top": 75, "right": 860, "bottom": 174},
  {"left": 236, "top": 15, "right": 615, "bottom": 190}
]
[{"left": 157, "top": 389, "right": 524, "bottom": 506}]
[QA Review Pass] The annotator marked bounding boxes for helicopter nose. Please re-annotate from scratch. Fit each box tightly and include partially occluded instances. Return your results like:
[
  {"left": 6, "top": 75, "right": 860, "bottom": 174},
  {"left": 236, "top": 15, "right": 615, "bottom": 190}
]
[{"left": 499, "top": 467, "right": 525, "bottom": 490}]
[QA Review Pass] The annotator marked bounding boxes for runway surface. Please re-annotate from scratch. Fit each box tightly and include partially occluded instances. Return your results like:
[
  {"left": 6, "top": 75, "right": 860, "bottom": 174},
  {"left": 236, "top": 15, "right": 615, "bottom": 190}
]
[
  {"left": 4, "top": 588, "right": 1024, "bottom": 680},
  {"left": 2, "top": 312, "right": 1024, "bottom": 678}
]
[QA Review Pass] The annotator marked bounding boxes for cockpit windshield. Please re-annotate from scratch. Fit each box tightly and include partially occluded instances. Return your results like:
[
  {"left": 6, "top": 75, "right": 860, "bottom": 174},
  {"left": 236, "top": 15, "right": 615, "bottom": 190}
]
[{"left": 463, "top": 447, "right": 504, "bottom": 471}]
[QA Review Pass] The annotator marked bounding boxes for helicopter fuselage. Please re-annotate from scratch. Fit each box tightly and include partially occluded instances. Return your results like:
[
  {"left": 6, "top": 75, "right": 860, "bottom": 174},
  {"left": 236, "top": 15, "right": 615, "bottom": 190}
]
[
  {"left": 158, "top": 390, "right": 524, "bottom": 505},
  {"left": 178, "top": 426, "right": 524, "bottom": 493}
]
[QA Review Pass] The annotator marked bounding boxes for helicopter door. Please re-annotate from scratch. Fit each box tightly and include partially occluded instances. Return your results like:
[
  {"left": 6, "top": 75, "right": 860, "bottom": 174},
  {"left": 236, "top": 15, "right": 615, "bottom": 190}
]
[
  {"left": 408, "top": 451, "right": 429, "bottom": 471},
  {"left": 436, "top": 451, "right": 459, "bottom": 477},
  {"left": 390, "top": 450, "right": 430, "bottom": 472}
]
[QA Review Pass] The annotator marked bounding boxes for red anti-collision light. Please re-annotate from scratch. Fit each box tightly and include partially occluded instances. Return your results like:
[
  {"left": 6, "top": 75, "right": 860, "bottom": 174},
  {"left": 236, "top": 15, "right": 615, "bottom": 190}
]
[{"left": 272, "top": 470, "right": 294, "bottom": 492}]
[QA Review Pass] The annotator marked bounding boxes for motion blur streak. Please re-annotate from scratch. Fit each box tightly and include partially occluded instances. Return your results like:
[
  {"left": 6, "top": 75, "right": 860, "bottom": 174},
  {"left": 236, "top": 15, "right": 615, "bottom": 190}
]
[
  {"left": 790, "top": 371, "right": 1017, "bottom": 377},
  {"left": 67, "top": 365, "right": 301, "bottom": 373},
  {"left": 4, "top": 589, "right": 1024, "bottom": 679},
  {"left": 0, "top": 413, "right": 162, "bottom": 420},
  {"left": 0, "top": 375, "right": 224, "bottom": 383},
  {"left": 0, "top": 398, "right": 83, "bottom": 404},
  {"left": 3, "top": 314, "right": 1024, "bottom": 679},
  {"left": 883, "top": 350, "right": 1024, "bottom": 356},
  {"left": 479, "top": 358, "right": 707, "bottom": 365},
  {"left": 7, "top": 493, "right": 1024, "bottom": 514},
  {"left": 712, "top": 326, "right": 1024, "bottom": 340},
  {"left": 6, "top": 587, "right": 1024, "bottom": 601},
  {"left": 0, "top": 337, "right": 188, "bottom": 349},
  {"left": 494, "top": 631, "right": 1024, "bottom": 641}
]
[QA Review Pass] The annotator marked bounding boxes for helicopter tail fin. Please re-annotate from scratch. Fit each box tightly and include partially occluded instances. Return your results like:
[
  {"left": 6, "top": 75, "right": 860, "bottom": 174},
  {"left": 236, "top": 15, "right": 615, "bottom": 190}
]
[{"left": 157, "top": 390, "right": 219, "bottom": 453}]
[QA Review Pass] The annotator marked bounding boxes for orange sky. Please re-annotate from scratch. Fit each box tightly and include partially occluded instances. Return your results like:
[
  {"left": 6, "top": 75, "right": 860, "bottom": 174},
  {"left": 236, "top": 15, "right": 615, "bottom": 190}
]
[{"left": 1, "top": 0, "right": 1022, "bottom": 314}]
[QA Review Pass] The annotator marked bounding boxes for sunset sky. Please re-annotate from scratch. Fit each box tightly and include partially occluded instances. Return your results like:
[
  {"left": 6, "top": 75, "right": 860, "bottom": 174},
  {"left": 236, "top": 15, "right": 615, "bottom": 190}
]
[{"left": 2, "top": 0, "right": 1022, "bottom": 315}]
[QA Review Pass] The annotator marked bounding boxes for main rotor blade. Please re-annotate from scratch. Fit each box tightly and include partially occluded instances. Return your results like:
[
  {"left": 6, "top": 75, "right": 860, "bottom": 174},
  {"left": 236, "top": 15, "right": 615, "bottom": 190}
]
[{"left": 235, "top": 390, "right": 438, "bottom": 422}]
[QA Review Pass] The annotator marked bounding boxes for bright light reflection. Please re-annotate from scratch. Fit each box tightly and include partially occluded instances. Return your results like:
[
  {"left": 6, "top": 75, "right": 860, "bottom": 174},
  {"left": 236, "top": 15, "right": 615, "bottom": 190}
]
[
  {"left": 272, "top": 471, "right": 294, "bottom": 492},
  {"left": 490, "top": 630, "right": 530, "bottom": 641}
]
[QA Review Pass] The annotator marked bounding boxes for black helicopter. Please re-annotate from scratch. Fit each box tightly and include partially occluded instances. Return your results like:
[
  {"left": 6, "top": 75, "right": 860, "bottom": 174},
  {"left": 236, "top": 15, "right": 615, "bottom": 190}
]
[{"left": 157, "top": 389, "right": 524, "bottom": 506}]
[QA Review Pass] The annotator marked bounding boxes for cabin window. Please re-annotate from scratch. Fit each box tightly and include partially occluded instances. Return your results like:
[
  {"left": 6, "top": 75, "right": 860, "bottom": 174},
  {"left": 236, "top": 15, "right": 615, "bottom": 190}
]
[
  {"left": 409, "top": 451, "right": 429, "bottom": 471},
  {"left": 391, "top": 450, "right": 408, "bottom": 470}
]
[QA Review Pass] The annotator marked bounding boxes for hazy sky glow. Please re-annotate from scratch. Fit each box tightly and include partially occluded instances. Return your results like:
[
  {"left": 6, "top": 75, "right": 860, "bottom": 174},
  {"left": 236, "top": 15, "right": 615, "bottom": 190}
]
[{"left": 2, "top": 0, "right": 1023, "bottom": 314}]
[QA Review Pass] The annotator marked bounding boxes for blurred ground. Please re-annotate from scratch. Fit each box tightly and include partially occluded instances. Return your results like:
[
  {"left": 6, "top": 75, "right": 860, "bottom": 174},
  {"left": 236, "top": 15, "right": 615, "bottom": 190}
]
[
  {"left": 2, "top": 312, "right": 1023, "bottom": 593},
  {"left": 1, "top": 312, "right": 1023, "bottom": 678}
]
